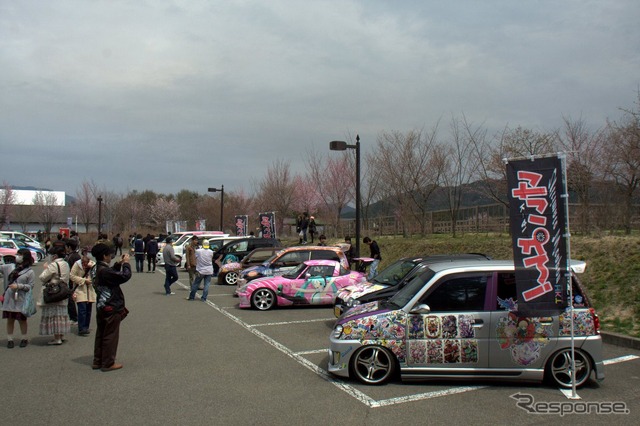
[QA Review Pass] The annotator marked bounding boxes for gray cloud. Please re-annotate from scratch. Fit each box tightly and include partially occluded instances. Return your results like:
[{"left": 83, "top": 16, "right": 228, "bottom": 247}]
[{"left": 1, "top": 0, "right": 638, "bottom": 196}]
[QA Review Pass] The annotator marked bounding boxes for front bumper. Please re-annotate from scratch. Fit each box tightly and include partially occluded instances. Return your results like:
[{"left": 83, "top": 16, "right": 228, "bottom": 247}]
[{"left": 327, "top": 335, "right": 361, "bottom": 379}]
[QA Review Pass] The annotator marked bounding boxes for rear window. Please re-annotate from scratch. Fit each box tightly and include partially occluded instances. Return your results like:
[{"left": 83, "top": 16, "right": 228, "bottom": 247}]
[
  {"left": 495, "top": 272, "right": 590, "bottom": 310},
  {"left": 310, "top": 250, "right": 340, "bottom": 262}
]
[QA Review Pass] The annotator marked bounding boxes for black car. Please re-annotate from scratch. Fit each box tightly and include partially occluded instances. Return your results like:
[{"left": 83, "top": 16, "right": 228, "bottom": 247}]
[
  {"left": 217, "top": 246, "right": 281, "bottom": 285},
  {"left": 213, "top": 237, "right": 281, "bottom": 275},
  {"left": 333, "top": 253, "right": 492, "bottom": 317}
]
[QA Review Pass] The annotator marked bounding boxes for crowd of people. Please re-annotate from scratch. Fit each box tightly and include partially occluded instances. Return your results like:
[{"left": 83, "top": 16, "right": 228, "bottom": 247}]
[
  {"left": 1, "top": 232, "right": 132, "bottom": 372},
  {"left": 1, "top": 223, "right": 379, "bottom": 373}
]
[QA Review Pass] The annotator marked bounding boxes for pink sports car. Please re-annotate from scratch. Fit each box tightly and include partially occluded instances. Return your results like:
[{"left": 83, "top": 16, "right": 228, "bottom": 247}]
[{"left": 237, "top": 260, "right": 367, "bottom": 310}]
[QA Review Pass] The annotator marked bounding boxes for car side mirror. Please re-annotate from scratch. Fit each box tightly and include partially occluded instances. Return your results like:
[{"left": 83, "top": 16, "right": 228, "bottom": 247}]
[
  {"left": 305, "top": 273, "right": 311, "bottom": 279},
  {"left": 409, "top": 304, "right": 431, "bottom": 315}
]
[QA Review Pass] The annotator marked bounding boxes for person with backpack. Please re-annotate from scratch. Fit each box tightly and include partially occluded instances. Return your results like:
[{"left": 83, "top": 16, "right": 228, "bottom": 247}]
[{"left": 90, "top": 243, "right": 131, "bottom": 371}]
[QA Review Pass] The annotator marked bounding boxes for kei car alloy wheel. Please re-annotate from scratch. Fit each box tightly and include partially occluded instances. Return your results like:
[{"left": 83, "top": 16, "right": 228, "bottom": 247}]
[
  {"left": 251, "top": 288, "right": 276, "bottom": 311},
  {"left": 546, "top": 348, "right": 593, "bottom": 388},
  {"left": 351, "top": 346, "right": 396, "bottom": 385},
  {"left": 225, "top": 271, "right": 239, "bottom": 285}
]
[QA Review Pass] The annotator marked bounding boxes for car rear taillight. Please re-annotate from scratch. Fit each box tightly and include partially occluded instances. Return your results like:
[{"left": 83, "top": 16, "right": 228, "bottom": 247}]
[{"left": 590, "top": 307, "right": 600, "bottom": 334}]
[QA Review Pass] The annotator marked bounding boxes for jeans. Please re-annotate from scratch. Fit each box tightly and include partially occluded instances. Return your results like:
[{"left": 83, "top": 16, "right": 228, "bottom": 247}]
[
  {"left": 77, "top": 301, "right": 93, "bottom": 333},
  {"left": 147, "top": 254, "right": 157, "bottom": 271},
  {"left": 164, "top": 265, "right": 179, "bottom": 294},
  {"left": 368, "top": 259, "right": 380, "bottom": 280},
  {"left": 188, "top": 273, "right": 212, "bottom": 301},
  {"left": 135, "top": 254, "right": 145, "bottom": 272}
]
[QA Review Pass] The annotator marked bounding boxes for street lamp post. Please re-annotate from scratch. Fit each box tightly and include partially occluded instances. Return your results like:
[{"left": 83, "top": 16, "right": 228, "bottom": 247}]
[
  {"left": 208, "top": 185, "right": 224, "bottom": 232},
  {"left": 97, "top": 195, "right": 103, "bottom": 235},
  {"left": 329, "top": 134, "right": 361, "bottom": 257}
]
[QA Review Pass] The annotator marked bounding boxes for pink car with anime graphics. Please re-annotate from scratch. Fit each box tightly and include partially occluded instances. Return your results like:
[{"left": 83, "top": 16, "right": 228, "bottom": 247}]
[{"left": 237, "top": 260, "right": 367, "bottom": 311}]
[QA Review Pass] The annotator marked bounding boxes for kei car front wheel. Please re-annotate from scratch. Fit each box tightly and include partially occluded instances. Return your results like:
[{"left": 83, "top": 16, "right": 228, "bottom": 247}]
[
  {"left": 225, "top": 271, "right": 239, "bottom": 285},
  {"left": 546, "top": 348, "right": 593, "bottom": 388},
  {"left": 251, "top": 288, "right": 276, "bottom": 311},
  {"left": 351, "top": 346, "right": 396, "bottom": 385}
]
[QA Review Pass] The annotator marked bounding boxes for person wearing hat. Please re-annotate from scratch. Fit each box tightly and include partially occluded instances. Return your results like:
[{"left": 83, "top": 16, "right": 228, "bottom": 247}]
[
  {"left": 90, "top": 243, "right": 131, "bottom": 371},
  {"left": 162, "top": 236, "right": 181, "bottom": 295},
  {"left": 308, "top": 216, "right": 317, "bottom": 243}
]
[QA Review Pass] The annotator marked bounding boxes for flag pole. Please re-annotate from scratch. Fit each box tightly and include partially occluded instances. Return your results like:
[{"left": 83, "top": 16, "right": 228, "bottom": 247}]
[{"left": 559, "top": 152, "right": 579, "bottom": 399}]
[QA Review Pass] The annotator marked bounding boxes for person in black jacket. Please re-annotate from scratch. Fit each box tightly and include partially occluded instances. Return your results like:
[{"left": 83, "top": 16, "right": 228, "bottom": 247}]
[{"left": 90, "top": 243, "right": 132, "bottom": 372}]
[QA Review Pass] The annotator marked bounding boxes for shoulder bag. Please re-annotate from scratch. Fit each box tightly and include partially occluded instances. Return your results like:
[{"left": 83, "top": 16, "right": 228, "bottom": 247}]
[{"left": 43, "top": 261, "right": 71, "bottom": 304}]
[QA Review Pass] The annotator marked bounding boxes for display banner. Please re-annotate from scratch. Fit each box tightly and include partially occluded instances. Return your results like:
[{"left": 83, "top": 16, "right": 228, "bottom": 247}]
[
  {"left": 195, "top": 219, "right": 206, "bottom": 231},
  {"left": 235, "top": 215, "right": 248, "bottom": 236},
  {"left": 258, "top": 212, "right": 276, "bottom": 239},
  {"left": 506, "top": 155, "right": 569, "bottom": 316}
]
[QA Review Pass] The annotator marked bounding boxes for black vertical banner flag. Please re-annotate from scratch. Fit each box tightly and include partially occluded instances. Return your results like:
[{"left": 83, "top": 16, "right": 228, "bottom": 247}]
[
  {"left": 506, "top": 155, "right": 569, "bottom": 316},
  {"left": 258, "top": 212, "right": 276, "bottom": 239},
  {"left": 235, "top": 215, "right": 248, "bottom": 236}
]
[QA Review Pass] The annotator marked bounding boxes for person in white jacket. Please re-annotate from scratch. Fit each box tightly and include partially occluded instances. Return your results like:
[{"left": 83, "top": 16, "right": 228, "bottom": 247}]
[
  {"left": 70, "top": 249, "right": 96, "bottom": 336},
  {"left": 38, "top": 245, "right": 71, "bottom": 345}
]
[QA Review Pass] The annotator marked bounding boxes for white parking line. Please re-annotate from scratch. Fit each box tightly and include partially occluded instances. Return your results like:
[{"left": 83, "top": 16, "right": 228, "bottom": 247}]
[
  {"left": 295, "top": 349, "right": 327, "bottom": 355},
  {"left": 176, "top": 280, "right": 640, "bottom": 408},
  {"left": 603, "top": 354, "right": 640, "bottom": 365},
  {"left": 251, "top": 318, "right": 334, "bottom": 328}
]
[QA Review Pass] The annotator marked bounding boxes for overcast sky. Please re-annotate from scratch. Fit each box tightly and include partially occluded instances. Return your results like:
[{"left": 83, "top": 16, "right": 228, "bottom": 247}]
[{"left": 1, "top": 1, "right": 639, "bottom": 198}]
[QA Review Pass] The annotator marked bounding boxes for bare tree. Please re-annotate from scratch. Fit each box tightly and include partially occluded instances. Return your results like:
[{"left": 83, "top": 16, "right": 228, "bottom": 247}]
[
  {"left": 33, "top": 191, "right": 63, "bottom": 235},
  {"left": 0, "top": 182, "right": 16, "bottom": 230},
  {"left": 71, "top": 180, "right": 99, "bottom": 233},
  {"left": 604, "top": 94, "right": 640, "bottom": 234},
  {"left": 557, "top": 116, "right": 606, "bottom": 233},
  {"left": 306, "top": 149, "right": 352, "bottom": 237},
  {"left": 253, "top": 159, "right": 297, "bottom": 235},
  {"left": 370, "top": 128, "right": 445, "bottom": 236},
  {"left": 472, "top": 125, "right": 558, "bottom": 208},
  {"left": 440, "top": 115, "right": 482, "bottom": 237}
]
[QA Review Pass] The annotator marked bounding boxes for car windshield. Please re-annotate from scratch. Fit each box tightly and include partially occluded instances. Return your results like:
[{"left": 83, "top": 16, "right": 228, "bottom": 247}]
[
  {"left": 173, "top": 234, "right": 191, "bottom": 246},
  {"left": 371, "top": 259, "right": 420, "bottom": 286},
  {"left": 386, "top": 269, "right": 436, "bottom": 309},
  {"left": 282, "top": 263, "right": 308, "bottom": 279}
]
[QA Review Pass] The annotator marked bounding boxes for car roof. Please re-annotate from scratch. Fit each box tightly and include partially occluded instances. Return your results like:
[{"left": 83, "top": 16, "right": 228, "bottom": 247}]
[
  {"left": 303, "top": 259, "right": 340, "bottom": 266},
  {"left": 426, "top": 259, "right": 514, "bottom": 274},
  {"left": 280, "top": 245, "right": 342, "bottom": 253}
]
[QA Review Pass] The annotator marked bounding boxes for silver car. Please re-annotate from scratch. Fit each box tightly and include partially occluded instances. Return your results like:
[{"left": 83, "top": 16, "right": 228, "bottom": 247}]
[{"left": 328, "top": 259, "right": 604, "bottom": 388}]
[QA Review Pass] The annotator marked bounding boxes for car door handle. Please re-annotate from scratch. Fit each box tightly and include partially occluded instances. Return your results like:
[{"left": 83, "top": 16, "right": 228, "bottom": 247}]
[{"left": 472, "top": 319, "right": 484, "bottom": 327}]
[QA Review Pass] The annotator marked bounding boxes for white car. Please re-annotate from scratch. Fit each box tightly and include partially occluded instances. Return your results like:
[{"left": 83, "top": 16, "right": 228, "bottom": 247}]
[
  {"left": 157, "top": 232, "right": 230, "bottom": 267},
  {"left": 0, "top": 231, "right": 43, "bottom": 250}
]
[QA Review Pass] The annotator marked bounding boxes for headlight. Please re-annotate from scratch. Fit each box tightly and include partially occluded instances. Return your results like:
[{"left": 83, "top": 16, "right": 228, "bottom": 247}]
[
  {"left": 331, "top": 325, "right": 343, "bottom": 339},
  {"left": 346, "top": 298, "right": 360, "bottom": 308},
  {"left": 247, "top": 271, "right": 258, "bottom": 277}
]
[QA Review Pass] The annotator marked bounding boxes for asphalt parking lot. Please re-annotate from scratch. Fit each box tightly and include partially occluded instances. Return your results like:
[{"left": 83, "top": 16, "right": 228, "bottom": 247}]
[{"left": 1, "top": 264, "right": 639, "bottom": 425}]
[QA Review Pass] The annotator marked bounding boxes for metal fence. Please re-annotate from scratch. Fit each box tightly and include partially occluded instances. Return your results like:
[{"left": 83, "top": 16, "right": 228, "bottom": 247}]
[{"left": 327, "top": 203, "right": 640, "bottom": 238}]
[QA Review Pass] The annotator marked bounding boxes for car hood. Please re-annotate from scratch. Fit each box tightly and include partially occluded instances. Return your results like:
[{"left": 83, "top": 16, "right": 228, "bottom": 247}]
[
  {"left": 336, "top": 282, "right": 388, "bottom": 301},
  {"left": 337, "top": 301, "right": 391, "bottom": 324}
]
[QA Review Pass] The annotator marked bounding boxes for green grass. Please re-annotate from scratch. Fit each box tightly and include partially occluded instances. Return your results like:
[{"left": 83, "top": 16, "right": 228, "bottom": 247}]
[{"left": 309, "top": 233, "right": 640, "bottom": 338}]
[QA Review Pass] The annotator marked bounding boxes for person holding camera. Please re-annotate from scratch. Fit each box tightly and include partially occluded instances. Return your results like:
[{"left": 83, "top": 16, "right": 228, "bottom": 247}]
[{"left": 91, "top": 244, "right": 132, "bottom": 372}]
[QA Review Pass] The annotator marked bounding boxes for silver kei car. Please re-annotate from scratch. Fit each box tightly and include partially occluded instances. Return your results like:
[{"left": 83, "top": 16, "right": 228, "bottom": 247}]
[{"left": 328, "top": 259, "right": 604, "bottom": 388}]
